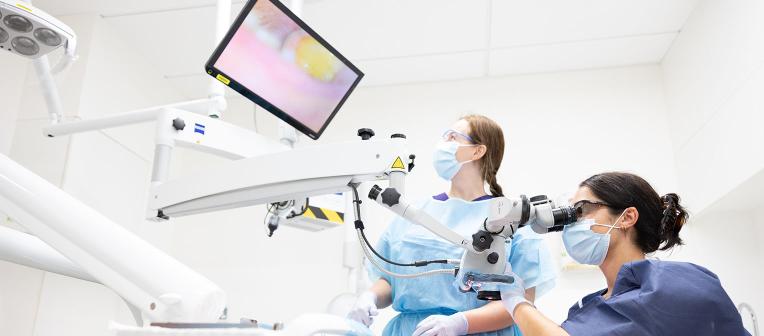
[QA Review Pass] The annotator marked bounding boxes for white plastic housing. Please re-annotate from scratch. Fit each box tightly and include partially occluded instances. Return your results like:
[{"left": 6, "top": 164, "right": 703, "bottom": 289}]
[{"left": 0, "top": 153, "right": 226, "bottom": 323}]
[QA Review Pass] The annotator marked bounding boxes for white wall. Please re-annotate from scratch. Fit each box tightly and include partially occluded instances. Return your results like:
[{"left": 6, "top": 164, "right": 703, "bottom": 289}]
[
  {"left": 0, "top": 52, "right": 27, "bottom": 155},
  {"left": 659, "top": 211, "right": 764, "bottom": 325},
  {"left": 661, "top": 0, "right": 764, "bottom": 329},
  {"left": 662, "top": 0, "right": 764, "bottom": 213}
]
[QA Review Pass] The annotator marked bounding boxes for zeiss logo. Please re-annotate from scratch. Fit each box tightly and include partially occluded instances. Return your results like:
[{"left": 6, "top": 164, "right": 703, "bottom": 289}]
[{"left": 194, "top": 123, "right": 206, "bottom": 135}]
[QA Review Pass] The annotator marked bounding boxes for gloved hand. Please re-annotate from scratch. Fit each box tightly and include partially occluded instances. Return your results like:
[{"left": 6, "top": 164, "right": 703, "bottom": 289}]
[
  {"left": 500, "top": 271, "right": 532, "bottom": 320},
  {"left": 412, "top": 312, "right": 468, "bottom": 336},
  {"left": 346, "top": 291, "right": 379, "bottom": 327}
]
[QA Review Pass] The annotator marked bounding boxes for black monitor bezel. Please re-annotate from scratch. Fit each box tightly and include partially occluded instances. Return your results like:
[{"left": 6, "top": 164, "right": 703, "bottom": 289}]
[{"left": 205, "top": 0, "right": 364, "bottom": 140}]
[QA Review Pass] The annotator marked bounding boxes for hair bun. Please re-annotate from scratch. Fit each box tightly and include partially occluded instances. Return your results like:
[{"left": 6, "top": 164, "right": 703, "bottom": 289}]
[
  {"left": 661, "top": 193, "right": 679, "bottom": 206},
  {"left": 658, "top": 193, "right": 686, "bottom": 250},
  {"left": 660, "top": 193, "right": 679, "bottom": 226}
]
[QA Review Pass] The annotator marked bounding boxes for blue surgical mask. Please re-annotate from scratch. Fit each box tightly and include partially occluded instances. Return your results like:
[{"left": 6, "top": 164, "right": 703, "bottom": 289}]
[
  {"left": 432, "top": 141, "right": 476, "bottom": 181},
  {"left": 562, "top": 212, "right": 625, "bottom": 265}
]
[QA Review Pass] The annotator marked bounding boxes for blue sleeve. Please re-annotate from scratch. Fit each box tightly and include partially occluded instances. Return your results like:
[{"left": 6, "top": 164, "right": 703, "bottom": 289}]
[
  {"left": 365, "top": 224, "right": 393, "bottom": 284},
  {"left": 364, "top": 199, "right": 428, "bottom": 285},
  {"left": 508, "top": 226, "right": 557, "bottom": 298}
]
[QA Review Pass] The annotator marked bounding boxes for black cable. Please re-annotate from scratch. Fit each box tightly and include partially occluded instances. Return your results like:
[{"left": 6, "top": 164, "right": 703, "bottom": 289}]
[
  {"left": 287, "top": 198, "right": 310, "bottom": 218},
  {"left": 263, "top": 202, "right": 275, "bottom": 226},
  {"left": 358, "top": 226, "right": 448, "bottom": 267},
  {"left": 264, "top": 202, "right": 278, "bottom": 237},
  {"left": 350, "top": 184, "right": 450, "bottom": 268}
]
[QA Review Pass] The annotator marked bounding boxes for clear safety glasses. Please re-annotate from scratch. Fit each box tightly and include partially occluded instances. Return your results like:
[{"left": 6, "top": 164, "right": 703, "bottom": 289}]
[{"left": 442, "top": 129, "right": 475, "bottom": 144}]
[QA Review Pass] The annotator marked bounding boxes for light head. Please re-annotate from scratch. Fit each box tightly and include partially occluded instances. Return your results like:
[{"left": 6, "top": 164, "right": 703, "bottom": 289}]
[{"left": 0, "top": 0, "right": 76, "bottom": 71}]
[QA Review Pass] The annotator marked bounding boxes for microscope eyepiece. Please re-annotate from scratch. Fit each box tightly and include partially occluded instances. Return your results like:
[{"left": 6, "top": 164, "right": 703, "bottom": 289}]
[{"left": 550, "top": 206, "right": 578, "bottom": 231}]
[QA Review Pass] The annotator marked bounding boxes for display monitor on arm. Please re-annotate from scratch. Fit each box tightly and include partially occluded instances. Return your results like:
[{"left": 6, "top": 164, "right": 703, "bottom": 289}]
[{"left": 206, "top": 0, "right": 363, "bottom": 139}]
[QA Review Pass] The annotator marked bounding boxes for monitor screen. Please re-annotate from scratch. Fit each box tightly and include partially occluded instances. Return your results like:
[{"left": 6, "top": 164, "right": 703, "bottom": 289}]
[{"left": 206, "top": 0, "right": 363, "bottom": 139}]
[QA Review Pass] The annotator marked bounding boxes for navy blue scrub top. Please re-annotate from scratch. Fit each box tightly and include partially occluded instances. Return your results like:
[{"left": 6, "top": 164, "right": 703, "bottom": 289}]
[{"left": 561, "top": 259, "right": 750, "bottom": 336}]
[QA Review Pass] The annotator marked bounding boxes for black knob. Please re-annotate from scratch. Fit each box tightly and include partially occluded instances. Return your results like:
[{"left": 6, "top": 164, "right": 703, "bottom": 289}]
[
  {"left": 391, "top": 133, "right": 406, "bottom": 139},
  {"left": 529, "top": 195, "right": 548, "bottom": 202},
  {"left": 172, "top": 118, "right": 186, "bottom": 131},
  {"left": 471, "top": 231, "right": 494, "bottom": 252},
  {"left": 357, "top": 128, "right": 375, "bottom": 140},
  {"left": 381, "top": 188, "right": 401, "bottom": 207},
  {"left": 487, "top": 252, "right": 500, "bottom": 264},
  {"left": 156, "top": 210, "right": 169, "bottom": 220},
  {"left": 368, "top": 185, "right": 383, "bottom": 200}
]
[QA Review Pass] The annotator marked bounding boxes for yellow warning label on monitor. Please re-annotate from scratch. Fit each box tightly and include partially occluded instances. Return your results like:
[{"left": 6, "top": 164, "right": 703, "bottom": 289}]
[
  {"left": 215, "top": 74, "right": 230, "bottom": 85},
  {"left": 16, "top": 3, "right": 32, "bottom": 12},
  {"left": 391, "top": 156, "right": 406, "bottom": 170}
]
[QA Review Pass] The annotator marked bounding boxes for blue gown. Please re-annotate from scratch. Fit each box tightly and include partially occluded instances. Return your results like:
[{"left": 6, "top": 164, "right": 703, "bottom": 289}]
[
  {"left": 368, "top": 194, "right": 557, "bottom": 336},
  {"left": 561, "top": 259, "right": 751, "bottom": 336}
]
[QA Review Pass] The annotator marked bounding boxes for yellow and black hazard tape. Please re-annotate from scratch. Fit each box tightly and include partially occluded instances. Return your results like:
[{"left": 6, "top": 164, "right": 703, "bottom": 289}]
[{"left": 301, "top": 206, "right": 344, "bottom": 225}]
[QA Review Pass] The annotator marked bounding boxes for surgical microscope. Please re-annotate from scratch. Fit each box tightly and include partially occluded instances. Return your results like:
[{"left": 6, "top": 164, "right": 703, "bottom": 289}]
[{"left": 365, "top": 185, "right": 578, "bottom": 300}]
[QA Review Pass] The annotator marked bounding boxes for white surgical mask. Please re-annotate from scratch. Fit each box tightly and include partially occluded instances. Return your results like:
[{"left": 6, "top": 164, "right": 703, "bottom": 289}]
[
  {"left": 432, "top": 141, "right": 476, "bottom": 181},
  {"left": 562, "top": 211, "right": 625, "bottom": 265}
]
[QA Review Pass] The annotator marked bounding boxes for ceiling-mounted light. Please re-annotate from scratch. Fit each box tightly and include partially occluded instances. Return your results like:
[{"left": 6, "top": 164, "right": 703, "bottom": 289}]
[
  {"left": 4, "top": 14, "right": 32, "bottom": 32},
  {"left": 0, "top": 0, "right": 76, "bottom": 72}
]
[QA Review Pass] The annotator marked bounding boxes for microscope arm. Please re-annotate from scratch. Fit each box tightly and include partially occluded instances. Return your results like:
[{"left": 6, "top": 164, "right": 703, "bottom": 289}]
[{"left": 367, "top": 185, "right": 480, "bottom": 254}]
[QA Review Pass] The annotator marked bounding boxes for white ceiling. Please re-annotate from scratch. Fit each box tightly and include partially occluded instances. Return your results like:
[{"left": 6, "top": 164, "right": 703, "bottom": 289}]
[{"left": 35, "top": 0, "right": 700, "bottom": 99}]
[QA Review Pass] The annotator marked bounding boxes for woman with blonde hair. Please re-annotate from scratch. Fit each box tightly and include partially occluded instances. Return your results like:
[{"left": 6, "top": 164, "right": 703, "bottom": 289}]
[{"left": 348, "top": 115, "right": 557, "bottom": 336}]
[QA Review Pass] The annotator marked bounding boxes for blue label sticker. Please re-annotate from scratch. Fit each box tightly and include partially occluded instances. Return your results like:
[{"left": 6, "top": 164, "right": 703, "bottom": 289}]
[{"left": 194, "top": 123, "right": 206, "bottom": 135}]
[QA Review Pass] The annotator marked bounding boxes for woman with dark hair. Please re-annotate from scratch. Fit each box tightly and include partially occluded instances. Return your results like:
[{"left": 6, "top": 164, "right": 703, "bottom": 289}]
[{"left": 500, "top": 172, "right": 750, "bottom": 336}]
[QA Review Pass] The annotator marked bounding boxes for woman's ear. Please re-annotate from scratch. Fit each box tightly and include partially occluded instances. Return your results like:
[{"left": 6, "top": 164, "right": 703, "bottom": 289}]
[
  {"left": 619, "top": 207, "right": 639, "bottom": 229},
  {"left": 472, "top": 144, "right": 487, "bottom": 161}
]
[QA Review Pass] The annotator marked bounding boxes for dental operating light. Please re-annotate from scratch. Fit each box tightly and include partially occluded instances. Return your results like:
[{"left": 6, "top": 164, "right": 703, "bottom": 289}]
[{"left": 0, "top": 0, "right": 76, "bottom": 71}]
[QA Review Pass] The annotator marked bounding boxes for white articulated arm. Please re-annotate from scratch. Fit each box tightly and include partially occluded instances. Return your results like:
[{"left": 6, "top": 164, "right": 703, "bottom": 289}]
[
  {"left": 149, "top": 137, "right": 410, "bottom": 220},
  {"left": 0, "top": 153, "right": 226, "bottom": 323},
  {"left": 32, "top": 56, "right": 64, "bottom": 125},
  {"left": 42, "top": 97, "right": 226, "bottom": 138},
  {"left": 0, "top": 225, "right": 97, "bottom": 283},
  {"left": 368, "top": 185, "right": 479, "bottom": 254}
]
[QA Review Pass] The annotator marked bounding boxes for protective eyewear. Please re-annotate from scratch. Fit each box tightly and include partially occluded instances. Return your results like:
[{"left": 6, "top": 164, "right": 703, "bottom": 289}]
[
  {"left": 442, "top": 129, "right": 475, "bottom": 144},
  {"left": 573, "top": 199, "right": 613, "bottom": 218}
]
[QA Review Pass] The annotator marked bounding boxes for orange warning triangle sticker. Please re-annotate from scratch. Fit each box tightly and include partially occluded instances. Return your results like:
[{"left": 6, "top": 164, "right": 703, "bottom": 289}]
[{"left": 391, "top": 156, "right": 406, "bottom": 169}]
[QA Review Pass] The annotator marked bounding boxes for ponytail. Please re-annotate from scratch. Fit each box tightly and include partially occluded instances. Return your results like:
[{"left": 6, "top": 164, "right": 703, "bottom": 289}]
[
  {"left": 486, "top": 169, "right": 504, "bottom": 197},
  {"left": 659, "top": 193, "right": 687, "bottom": 251}
]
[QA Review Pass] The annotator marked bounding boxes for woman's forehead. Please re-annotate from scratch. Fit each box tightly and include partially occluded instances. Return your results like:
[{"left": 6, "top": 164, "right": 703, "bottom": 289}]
[
  {"left": 452, "top": 119, "right": 471, "bottom": 134},
  {"left": 572, "top": 186, "right": 598, "bottom": 202}
]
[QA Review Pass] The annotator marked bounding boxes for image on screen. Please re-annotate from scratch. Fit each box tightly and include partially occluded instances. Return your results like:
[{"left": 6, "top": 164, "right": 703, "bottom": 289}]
[{"left": 213, "top": 0, "right": 360, "bottom": 134}]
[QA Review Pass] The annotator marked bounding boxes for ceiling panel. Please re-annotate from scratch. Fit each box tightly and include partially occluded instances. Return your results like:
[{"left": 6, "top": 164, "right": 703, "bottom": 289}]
[
  {"left": 302, "top": 0, "right": 491, "bottom": 60},
  {"left": 356, "top": 51, "right": 487, "bottom": 86},
  {"left": 33, "top": 0, "right": 233, "bottom": 17},
  {"left": 167, "top": 50, "right": 488, "bottom": 97},
  {"left": 167, "top": 74, "right": 216, "bottom": 100},
  {"left": 105, "top": 3, "right": 246, "bottom": 78},
  {"left": 65, "top": 0, "right": 700, "bottom": 95},
  {"left": 491, "top": 0, "right": 699, "bottom": 48},
  {"left": 489, "top": 33, "right": 676, "bottom": 76}
]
